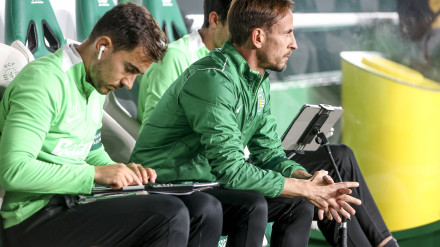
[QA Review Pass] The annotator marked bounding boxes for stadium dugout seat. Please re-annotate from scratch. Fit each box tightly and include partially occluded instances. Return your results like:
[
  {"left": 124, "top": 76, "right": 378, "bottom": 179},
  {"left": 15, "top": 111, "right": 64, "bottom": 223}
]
[
  {"left": 4, "top": 0, "right": 66, "bottom": 58},
  {"left": 142, "top": 0, "right": 188, "bottom": 42},
  {"left": 76, "top": 0, "right": 115, "bottom": 42},
  {"left": 102, "top": 92, "right": 140, "bottom": 163}
]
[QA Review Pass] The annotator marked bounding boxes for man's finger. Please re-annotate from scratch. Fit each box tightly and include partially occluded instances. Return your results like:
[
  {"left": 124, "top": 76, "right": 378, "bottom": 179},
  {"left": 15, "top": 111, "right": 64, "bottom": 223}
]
[
  {"left": 336, "top": 206, "right": 350, "bottom": 219},
  {"left": 318, "top": 208, "right": 324, "bottom": 220},
  {"left": 136, "top": 166, "right": 149, "bottom": 184},
  {"left": 323, "top": 175, "right": 334, "bottom": 184},
  {"left": 337, "top": 200, "right": 356, "bottom": 215},
  {"left": 337, "top": 194, "right": 362, "bottom": 206},
  {"left": 337, "top": 188, "right": 352, "bottom": 195},
  {"left": 129, "top": 163, "right": 142, "bottom": 181},
  {"left": 329, "top": 208, "right": 340, "bottom": 222},
  {"left": 147, "top": 168, "right": 157, "bottom": 183},
  {"left": 325, "top": 209, "right": 333, "bottom": 221},
  {"left": 336, "top": 181, "right": 359, "bottom": 189},
  {"left": 127, "top": 167, "right": 142, "bottom": 186}
]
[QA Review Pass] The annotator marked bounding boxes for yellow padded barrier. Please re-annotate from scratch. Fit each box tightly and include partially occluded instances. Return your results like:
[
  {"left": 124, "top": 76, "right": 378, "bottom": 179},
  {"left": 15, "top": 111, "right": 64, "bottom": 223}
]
[{"left": 341, "top": 51, "right": 440, "bottom": 231}]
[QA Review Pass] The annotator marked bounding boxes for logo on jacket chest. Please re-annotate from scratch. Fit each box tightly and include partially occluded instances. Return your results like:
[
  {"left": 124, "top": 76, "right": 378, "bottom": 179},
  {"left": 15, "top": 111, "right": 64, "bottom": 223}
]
[
  {"left": 257, "top": 87, "right": 265, "bottom": 115},
  {"left": 51, "top": 138, "right": 93, "bottom": 157}
]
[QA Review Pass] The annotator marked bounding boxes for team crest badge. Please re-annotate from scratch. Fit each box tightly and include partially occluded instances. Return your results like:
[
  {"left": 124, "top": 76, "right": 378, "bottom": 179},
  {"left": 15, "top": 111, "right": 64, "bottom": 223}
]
[{"left": 257, "top": 87, "right": 265, "bottom": 115}]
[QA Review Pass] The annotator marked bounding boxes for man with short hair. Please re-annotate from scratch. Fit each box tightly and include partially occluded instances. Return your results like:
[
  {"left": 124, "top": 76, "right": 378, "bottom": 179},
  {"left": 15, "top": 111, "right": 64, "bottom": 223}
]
[
  {"left": 132, "top": 0, "right": 396, "bottom": 246},
  {"left": 137, "top": 0, "right": 232, "bottom": 128},
  {"left": 131, "top": 0, "right": 361, "bottom": 246},
  {"left": 0, "top": 3, "right": 221, "bottom": 247}
]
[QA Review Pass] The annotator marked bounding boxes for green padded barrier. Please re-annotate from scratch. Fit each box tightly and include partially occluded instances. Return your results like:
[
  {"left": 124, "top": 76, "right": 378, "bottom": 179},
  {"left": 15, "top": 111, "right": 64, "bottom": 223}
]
[
  {"left": 5, "top": 0, "right": 66, "bottom": 58},
  {"left": 76, "top": 0, "right": 115, "bottom": 42},
  {"left": 141, "top": 0, "right": 187, "bottom": 42},
  {"left": 392, "top": 220, "right": 440, "bottom": 247}
]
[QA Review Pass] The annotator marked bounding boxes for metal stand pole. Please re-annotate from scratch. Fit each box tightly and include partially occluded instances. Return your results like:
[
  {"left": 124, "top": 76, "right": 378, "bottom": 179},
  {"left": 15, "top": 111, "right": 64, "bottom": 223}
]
[{"left": 315, "top": 131, "right": 347, "bottom": 247}]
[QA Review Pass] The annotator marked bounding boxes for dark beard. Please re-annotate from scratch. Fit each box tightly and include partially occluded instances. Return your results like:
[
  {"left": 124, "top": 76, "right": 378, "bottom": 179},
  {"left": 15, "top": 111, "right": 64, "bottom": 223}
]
[{"left": 257, "top": 53, "right": 288, "bottom": 72}]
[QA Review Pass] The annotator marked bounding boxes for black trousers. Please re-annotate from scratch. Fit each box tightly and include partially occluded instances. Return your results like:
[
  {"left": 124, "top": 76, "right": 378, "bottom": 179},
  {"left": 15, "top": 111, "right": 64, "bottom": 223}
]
[
  {"left": 176, "top": 191, "right": 223, "bottom": 247},
  {"left": 4, "top": 192, "right": 220, "bottom": 247},
  {"left": 204, "top": 188, "right": 314, "bottom": 247},
  {"left": 293, "top": 144, "right": 393, "bottom": 247}
]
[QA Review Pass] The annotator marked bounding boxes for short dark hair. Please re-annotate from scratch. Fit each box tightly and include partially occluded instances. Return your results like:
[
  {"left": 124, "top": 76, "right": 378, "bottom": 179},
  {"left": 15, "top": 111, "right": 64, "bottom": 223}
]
[
  {"left": 88, "top": 3, "right": 168, "bottom": 62},
  {"left": 202, "top": 0, "right": 233, "bottom": 28},
  {"left": 228, "top": 0, "right": 295, "bottom": 45}
]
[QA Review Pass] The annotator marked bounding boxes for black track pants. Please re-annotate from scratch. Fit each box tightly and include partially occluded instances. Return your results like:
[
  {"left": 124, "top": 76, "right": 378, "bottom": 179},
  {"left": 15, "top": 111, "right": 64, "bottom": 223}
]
[
  {"left": 293, "top": 144, "right": 393, "bottom": 247},
  {"left": 177, "top": 191, "right": 223, "bottom": 247},
  {"left": 4, "top": 194, "right": 190, "bottom": 247},
  {"left": 205, "top": 188, "right": 314, "bottom": 247}
]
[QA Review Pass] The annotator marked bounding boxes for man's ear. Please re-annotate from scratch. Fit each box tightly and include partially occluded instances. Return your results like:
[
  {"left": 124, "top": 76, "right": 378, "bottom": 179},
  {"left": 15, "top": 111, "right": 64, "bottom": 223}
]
[
  {"left": 251, "top": 28, "right": 265, "bottom": 49},
  {"left": 95, "top": 36, "right": 113, "bottom": 56},
  {"left": 208, "top": 11, "right": 221, "bottom": 28}
]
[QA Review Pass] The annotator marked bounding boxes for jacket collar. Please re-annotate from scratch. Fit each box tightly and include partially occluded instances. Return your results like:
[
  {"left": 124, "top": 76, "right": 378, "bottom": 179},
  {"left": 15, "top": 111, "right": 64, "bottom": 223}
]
[
  {"left": 62, "top": 44, "right": 96, "bottom": 99},
  {"left": 221, "top": 40, "right": 269, "bottom": 87}
]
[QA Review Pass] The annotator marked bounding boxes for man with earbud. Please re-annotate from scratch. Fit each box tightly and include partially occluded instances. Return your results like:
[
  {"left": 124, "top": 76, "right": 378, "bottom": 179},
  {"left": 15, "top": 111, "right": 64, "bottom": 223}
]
[
  {"left": 97, "top": 45, "right": 105, "bottom": 59},
  {"left": 0, "top": 3, "right": 222, "bottom": 247}
]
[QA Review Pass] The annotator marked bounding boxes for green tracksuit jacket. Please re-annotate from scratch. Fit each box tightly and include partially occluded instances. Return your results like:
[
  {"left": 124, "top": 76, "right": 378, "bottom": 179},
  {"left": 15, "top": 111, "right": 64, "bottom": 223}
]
[
  {"left": 130, "top": 40, "right": 307, "bottom": 198},
  {"left": 0, "top": 44, "right": 113, "bottom": 228},
  {"left": 138, "top": 29, "right": 209, "bottom": 128}
]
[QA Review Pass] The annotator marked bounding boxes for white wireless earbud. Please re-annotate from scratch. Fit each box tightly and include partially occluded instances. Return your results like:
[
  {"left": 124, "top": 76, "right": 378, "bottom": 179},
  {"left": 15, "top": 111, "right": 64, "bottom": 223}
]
[{"left": 97, "top": 46, "right": 105, "bottom": 60}]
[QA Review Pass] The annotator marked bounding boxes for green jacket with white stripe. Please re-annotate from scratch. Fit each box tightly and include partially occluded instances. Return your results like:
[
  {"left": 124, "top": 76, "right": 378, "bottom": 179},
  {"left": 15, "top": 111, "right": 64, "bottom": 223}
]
[{"left": 0, "top": 44, "right": 113, "bottom": 228}]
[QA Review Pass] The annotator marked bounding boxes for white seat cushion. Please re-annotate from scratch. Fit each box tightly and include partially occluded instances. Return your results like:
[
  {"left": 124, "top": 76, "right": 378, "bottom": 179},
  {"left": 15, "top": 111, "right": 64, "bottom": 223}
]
[{"left": 0, "top": 41, "right": 33, "bottom": 97}]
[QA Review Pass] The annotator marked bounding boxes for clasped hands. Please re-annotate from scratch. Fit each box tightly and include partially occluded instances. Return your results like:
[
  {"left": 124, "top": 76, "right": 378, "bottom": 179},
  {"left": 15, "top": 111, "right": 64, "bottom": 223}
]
[
  {"left": 94, "top": 163, "right": 157, "bottom": 189},
  {"left": 307, "top": 170, "right": 361, "bottom": 223}
]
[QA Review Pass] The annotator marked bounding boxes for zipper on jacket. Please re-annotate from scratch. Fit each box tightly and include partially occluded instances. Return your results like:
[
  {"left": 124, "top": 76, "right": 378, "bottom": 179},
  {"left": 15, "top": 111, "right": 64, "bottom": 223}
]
[{"left": 250, "top": 81, "right": 264, "bottom": 120}]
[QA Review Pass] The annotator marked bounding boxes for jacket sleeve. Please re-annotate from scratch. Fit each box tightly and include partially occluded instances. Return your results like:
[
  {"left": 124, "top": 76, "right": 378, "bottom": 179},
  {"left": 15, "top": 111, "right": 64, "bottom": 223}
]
[
  {"left": 179, "top": 70, "right": 286, "bottom": 198},
  {"left": 139, "top": 49, "right": 192, "bottom": 128},
  {"left": 0, "top": 71, "right": 95, "bottom": 195},
  {"left": 247, "top": 85, "right": 308, "bottom": 177},
  {"left": 85, "top": 127, "right": 115, "bottom": 166}
]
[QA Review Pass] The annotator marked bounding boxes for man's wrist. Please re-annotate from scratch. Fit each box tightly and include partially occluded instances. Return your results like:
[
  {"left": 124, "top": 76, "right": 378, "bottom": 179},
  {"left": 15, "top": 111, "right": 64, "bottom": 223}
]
[
  {"left": 291, "top": 170, "right": 312, "bottom": 179},
  {"left": 280, "top": 177, "right": 310, "bottom": 198}
]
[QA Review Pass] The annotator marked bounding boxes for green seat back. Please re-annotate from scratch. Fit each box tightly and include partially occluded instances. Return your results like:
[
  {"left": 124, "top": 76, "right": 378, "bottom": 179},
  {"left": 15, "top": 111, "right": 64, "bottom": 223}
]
[
  {"left": 142, "top": 0, "right": 188, "bottom": 42},
  {"left": 76, "top": 0, "right": 115, "bottom": 42},
  {"left": 5, "top": 0, "right": 66, "bottom": 58}
]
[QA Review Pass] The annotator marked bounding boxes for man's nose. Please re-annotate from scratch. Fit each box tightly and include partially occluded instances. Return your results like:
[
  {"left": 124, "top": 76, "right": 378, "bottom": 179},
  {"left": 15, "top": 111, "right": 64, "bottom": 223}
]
[
  {"left": 290, "top": 33, "right": 298, "bottom": 50},
  {"left": 121, "top": 75, "right": 136, "bottom": 90}
]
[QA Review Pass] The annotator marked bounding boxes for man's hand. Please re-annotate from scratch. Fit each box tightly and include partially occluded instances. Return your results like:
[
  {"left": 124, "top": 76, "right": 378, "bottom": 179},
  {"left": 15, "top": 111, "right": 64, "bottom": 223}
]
[
  {"left": 94, "top": 163, "right": 156, "bottom": 189},
  {"left": 307, "top": 170, "right": 361, "bottom": 222},
  {"left": 281, "top": 170, "right": 361, "bottom": 223},
  {"left": 127, "top": 163, "right": 157, "bottom": 184},
  {"left": 311, "top": 170, "right": 353, "bottom": 222}
]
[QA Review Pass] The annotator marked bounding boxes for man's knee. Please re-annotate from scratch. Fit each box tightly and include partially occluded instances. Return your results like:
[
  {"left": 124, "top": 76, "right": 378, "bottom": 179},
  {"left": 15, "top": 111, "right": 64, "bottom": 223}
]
[
  {"left": 153, "top": 195, "right": 190, "bottom": 224},
  {"left": 190, "top": 193, "right": 223, "bottom": 220},
  {"left": 297, "top": 198, "right": 314, "bottom": 220},
  {"left": 239, "top": 190, "right": 268, "bottom": 217},
  {"left": 330, "top": 144, "right": 354, "bottom": 161},
  {"left": 329, "top": 144, "right": 358, "bottom": 173}
]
